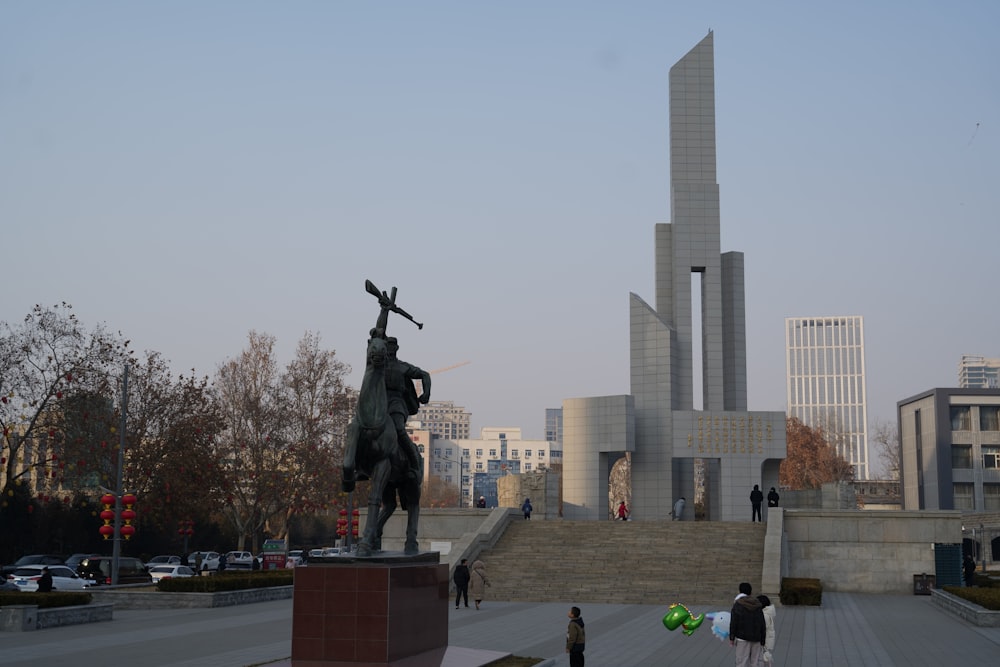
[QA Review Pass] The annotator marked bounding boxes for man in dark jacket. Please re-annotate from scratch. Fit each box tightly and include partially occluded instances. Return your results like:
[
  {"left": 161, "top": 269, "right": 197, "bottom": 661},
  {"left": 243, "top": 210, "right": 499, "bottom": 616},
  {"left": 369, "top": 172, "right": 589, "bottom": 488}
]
[
  {"left": 453, "top": 558, "right": 470, "bottom": 609},
  {"left": 729, "top": 582, "right": 765, "bottom": 667},
  {"left": 565, "top": 606, "right": 585, "bottom": 667},
  {"left": 750, "top": 485, "right": 764, "bottom": 522},
  {"left": 36, "top": 567, "right": 54, "bottom": 593}
]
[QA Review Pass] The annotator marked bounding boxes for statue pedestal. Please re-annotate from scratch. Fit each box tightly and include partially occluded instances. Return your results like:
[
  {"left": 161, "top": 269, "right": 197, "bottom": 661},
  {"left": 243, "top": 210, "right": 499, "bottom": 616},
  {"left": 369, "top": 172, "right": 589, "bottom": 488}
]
[{"left": 291, "top": 552, "right": 448, "bottom": 667}]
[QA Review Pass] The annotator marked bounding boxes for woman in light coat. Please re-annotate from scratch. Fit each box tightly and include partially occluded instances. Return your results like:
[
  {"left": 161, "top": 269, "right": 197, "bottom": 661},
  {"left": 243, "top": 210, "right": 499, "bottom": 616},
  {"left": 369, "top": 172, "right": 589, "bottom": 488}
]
[
  {"left": 758, "top": 594, "right": 776, "bottom": 664},
  {"left": 469, "top": 560, "right": 490, "bottom": 609}
]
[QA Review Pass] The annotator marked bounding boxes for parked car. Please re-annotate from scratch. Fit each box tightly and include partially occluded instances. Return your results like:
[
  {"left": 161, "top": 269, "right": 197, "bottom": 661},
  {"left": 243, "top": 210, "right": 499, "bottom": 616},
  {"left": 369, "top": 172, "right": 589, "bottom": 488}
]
[
  {"left": 1, "top": 554, "right": 65, "bottom": 578},
  {"left": 285, "top": 550, "right": 306, "bottom": 568},
  {"left": 148, "top": 564, "right": 196, "bottom": 583},
  {"left": 145, "top": 555, "right": 182, "bottom": 570},
  {"left": 64, "top": 553, "right": 100, "bottom": 571},
  {"left": 219, "top": 551, "right": 255, "bottom": 571},
  {"left": 76, "top": 556, "right": 153, "bottom": 586},
  {"left": 9, "top": 564, "right": 89, "bottom": 591},
  {"left": 186, "top": 551, "right": 220, "bottom": 572}
]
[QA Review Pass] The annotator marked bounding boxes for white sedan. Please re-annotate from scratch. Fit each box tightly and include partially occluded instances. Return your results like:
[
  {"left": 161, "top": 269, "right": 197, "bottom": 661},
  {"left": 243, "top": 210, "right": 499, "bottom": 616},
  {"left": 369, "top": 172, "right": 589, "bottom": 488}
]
[
  {"left": 148, "top": 564, "right": 197, "bottom": 583},
  {"left": 9, "top": 565, "right": 90, "bottom": 591}
]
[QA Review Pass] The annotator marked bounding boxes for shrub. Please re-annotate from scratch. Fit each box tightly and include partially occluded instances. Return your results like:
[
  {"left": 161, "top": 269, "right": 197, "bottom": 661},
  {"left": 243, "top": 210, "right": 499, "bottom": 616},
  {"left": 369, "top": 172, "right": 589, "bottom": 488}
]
[
  {"left": 0, "top": 591, "right": 92, "bottom": 608},
  {"left": 941, "top": 586, "right": 1000, "bottom": 611},
  {"left": 157, "top": 570, "right": 293, "bottom": 593},
  {"left": 779, "top": 577, "right": 822, "bottom": 606}
]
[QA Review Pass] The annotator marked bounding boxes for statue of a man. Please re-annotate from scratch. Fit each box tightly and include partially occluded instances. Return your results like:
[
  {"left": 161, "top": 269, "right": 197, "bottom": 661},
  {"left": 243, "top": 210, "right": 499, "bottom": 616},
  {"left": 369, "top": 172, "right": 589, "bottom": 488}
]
[{"left": 384, "top": 336, "right": 430, "bottom": 481}]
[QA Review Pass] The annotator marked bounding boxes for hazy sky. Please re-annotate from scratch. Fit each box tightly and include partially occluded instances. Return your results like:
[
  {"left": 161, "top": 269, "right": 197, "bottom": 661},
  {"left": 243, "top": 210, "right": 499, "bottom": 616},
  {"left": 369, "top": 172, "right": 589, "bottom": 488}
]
[{"left": 2, "top": 2, "right": 997, "bottom": 472}]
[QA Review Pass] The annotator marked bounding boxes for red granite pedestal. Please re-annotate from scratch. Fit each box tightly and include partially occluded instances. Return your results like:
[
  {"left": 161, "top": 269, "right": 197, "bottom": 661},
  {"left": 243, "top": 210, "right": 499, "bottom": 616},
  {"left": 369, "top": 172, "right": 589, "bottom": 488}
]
[{"left": 291, "top": 552, "right": 449, "bottom": 667}]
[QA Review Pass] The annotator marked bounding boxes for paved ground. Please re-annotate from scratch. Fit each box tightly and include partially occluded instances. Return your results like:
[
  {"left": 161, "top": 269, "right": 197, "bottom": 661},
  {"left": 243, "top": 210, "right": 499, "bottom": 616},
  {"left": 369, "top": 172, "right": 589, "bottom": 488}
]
[{"left": 1, "top": 593, "right": 998, "bottom": 666}]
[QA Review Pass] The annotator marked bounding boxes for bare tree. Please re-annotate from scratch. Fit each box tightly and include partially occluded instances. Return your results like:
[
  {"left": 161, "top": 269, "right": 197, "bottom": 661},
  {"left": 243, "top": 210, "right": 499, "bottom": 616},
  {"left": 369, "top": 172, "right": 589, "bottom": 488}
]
[
  {"left": 870, "top": 419, "right": 900, "bottom": 481},
  {"left": 421, "top": 475, "right": 460, "bottom": 508},
  {"left": 213, "top": 331, "right": 289, "bottom": 552},
  {"left": 213, "top": 331, "right": 353, "bottom": 552},
  {"left": 0, "top": 303, "right": 129, "bottom": 497},
  {"left": 274, "top": 332, "right": 352, "bottom": 544},
  {"left": 780, "top": 417, "right": 854, "bottom": 490}
]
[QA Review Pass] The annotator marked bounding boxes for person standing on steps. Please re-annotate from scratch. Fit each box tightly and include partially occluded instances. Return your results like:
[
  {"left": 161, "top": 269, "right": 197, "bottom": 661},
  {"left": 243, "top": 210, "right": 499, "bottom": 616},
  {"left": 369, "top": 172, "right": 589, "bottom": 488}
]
[
  {"left": 616, "top": 500, "right": 629, "bottom": 521},
  {"left": 453, "top": 558, "right": 470, "bottom": 609},
  {"left": 767, "top": 487, "right": 780, "bottom": 508},
  {"left": 470, "top": 559, "right": 490, "bottom": 609},
  {"left": 565, "top": 606, "right": 586, "bottom": 667},
  {"left": 521, "top": 497, "right": 532, "bottom": 520},
  {"left": 750, "top": 485, "right": 764, "bottom": 522}
]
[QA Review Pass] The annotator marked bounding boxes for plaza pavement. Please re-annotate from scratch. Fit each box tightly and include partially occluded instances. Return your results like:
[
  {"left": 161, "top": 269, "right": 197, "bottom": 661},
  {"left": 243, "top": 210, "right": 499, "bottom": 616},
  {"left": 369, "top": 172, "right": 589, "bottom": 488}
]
[{"left": 0, "top": 592, "right": 998, "bottom": 666}]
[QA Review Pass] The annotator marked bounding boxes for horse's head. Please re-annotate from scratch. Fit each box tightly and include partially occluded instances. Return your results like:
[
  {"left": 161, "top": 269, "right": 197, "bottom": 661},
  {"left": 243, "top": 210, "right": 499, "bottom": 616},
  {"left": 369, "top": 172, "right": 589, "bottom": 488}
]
[{"left": 367, "top": 336, "right": 388, "bottom": 368}]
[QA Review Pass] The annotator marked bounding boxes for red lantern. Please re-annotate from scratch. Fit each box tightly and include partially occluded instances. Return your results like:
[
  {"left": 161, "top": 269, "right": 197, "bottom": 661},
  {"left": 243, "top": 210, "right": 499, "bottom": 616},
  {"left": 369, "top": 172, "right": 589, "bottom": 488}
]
[
  {"left": 121, "top": 509, "right": 136, "bottom": 522},
  {"left": 100, "top": 509, "right": 115, "bottom": 522},
  {"left": 122, "top": 493, "right": 137, "bottom": 507},
  {"left": 99, "top": 525, "right": 114, "bottom": 539},
  {"left": 101, "top": 493, "right": 115, "bottom": 506},
  {"left": 120, "top": 524, "right": 135, "bottom": 539}
]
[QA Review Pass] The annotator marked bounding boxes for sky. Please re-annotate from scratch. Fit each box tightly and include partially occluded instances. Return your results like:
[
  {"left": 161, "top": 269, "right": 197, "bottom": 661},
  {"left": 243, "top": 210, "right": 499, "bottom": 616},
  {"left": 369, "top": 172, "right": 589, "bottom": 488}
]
[{"left": 2, "top": 2, "right": 998, "bottom": 475}]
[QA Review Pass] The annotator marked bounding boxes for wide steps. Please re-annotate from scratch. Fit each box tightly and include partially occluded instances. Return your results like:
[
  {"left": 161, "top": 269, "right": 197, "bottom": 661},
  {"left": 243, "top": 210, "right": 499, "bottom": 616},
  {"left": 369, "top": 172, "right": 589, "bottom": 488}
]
[{"left": 475, "top": 520, "right": 765, "bottom": 606}]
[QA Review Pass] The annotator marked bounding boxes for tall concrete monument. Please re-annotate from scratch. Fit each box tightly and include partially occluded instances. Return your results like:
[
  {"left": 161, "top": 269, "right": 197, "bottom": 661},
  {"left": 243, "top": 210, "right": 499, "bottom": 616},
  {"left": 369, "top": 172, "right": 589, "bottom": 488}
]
[{"left": 562, "top": 32, "right": 786, "bottom": 521}]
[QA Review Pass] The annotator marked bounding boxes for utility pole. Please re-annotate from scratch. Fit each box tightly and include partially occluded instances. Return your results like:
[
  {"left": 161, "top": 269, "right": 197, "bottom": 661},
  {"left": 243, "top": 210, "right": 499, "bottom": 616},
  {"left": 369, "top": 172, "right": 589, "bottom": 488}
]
[{"left": 111, "top": 366, "right": 127, "bottom": 586}]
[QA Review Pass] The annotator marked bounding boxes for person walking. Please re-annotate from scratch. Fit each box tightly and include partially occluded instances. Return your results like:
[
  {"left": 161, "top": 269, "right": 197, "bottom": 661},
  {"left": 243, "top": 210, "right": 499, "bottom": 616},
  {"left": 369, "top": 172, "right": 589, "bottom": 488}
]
[
  {"left": 729, "top": 582, "right": 765, "bottom": 667},
  {"left": 767, "top": 487, "right": 780, "bottom": 508},
  {"left": 750, "top": 485, "right": 764, "bottom": 522},
  {"left": 565, "top": 606, "right": 586, "bottom": 667},
  {"left": 672, "top": 497, "right": 686, "bottom": 521},
  {"left": 616, "top": 501, "right": 629, "bottom": 521},
  {"left": 964, "top": 553, "right": 977, "bottom": 587},
  {"left": 758, "top": 594, "right": 776, "bottom": 665},
  {"left": 36, "top": 567, "right": 54, "bottom": 592},
  {"left": 453, "top": 558, "right": 471, "bottom": 609},
  {"left": 470, "top": 559, "right": 490, "bottom": 610},
  {"left": 521, "top": 497, "right": 533, "bottom": 520}
]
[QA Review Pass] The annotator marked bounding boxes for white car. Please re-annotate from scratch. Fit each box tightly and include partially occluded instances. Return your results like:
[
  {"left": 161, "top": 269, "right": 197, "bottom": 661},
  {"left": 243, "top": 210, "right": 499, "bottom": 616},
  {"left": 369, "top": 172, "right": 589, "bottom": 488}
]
[
  {"left": 145, "top": 555, "right": 182, "bottom": 570},
  {"left": 187, "top": 551, "right": 220, "bottom": 572},
  {"left": 285, "top": 550, "right": 306, "bottom": 568},
  {"left": 9, "top": 565, "right": 90, "bottom": 591},
  {"left": 149, "top": 564, "right": 196, "bottom": 583}
]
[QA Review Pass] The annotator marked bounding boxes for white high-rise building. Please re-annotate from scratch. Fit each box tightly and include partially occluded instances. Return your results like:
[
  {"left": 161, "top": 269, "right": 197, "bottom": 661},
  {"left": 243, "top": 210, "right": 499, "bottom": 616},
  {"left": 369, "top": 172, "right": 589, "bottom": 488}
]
[
  {"left": 958, "top": 355, "right": 1000, "bottom": 389},
  {"left": 785, "top": 316, "right": 869, "bottom": 479}
]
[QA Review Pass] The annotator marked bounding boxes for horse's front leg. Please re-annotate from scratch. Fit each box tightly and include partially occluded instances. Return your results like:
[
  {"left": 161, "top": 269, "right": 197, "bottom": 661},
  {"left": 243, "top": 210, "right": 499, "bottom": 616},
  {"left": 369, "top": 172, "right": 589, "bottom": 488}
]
[
  {"left": 374, "top": 485, "right": 398, "bottom": 552},
  {"left": 357, "top": 457, "right": 391, "bottom": 557},
  {"left": 403, "top": 481, "right": 421, "bottom": 555},
  {"left": 342, "top": 420, "right": 360, "bottom": 492}
]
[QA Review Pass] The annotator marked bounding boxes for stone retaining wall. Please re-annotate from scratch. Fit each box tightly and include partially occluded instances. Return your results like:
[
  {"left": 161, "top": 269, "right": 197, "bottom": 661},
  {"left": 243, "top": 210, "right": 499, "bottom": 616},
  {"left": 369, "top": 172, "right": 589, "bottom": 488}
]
[
  {"left": 931, "top": 589, "right": 1000, "bottom": 627},
  {"left": 1, "top": 603, "right": 113, "bottom": 632},
  {"left": 88, "top": 585, "right": 293, "bottom": 609}
]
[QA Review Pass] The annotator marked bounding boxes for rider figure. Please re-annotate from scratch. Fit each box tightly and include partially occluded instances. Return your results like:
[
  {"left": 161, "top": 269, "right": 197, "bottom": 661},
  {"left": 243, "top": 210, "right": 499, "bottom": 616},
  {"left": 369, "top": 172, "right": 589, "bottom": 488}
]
[{"left": 384, "top": 336, "right": 431, "bottom": 482}]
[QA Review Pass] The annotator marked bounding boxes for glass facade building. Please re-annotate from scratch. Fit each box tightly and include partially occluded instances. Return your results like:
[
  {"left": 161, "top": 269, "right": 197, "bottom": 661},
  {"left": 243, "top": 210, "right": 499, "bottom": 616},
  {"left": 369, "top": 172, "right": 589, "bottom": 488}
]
[{"left": 785, "top": 316, "right": 869, "bottom": 479}]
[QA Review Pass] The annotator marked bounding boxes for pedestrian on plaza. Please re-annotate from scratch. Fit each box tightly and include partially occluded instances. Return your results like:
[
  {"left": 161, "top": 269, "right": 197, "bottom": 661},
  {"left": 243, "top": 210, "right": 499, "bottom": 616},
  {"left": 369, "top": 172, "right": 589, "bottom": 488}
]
[
  {"left": 453, "top": 558, "right": 471, "bottom": 609},
  {"left": 767, "top": 487, "right": 780, "bottom": 508},
  {"left": 565, "top": 606, "right": 586, "bottom": 667},
  {"left": 616, "top": 501, "right": 629, "bottom": 521},
  {"left": 36, "top": 567, "right": 54, "bottom": 592},
  {"left": 522, "top": 497, "right": 533, "bottom": 520},
  {"left": 672, "top": 497, "right": 686, "bottom": 521},
  {"left": 964, "top": 553, "right": 977, "bottom": 587},
  {"left": 729, "top": 582, "right": 765, "bottom": 667},
  {"left": 477, "top": 495, "right": 487, "bottom": 509},
  {"left": 757, "top": 594, "right": 776, "bottom": 665},
  {"left": 194, "top": 552, "right": 204, "bottom": 571},
  {"left": 218, "top": 554, "right": 227, "bottom": 573},
  {"left": 750, "top": 485, "right": 764, "bottom": 522},
  {"left": 470, "top": 559, "right": 490, "bottom": 610}
]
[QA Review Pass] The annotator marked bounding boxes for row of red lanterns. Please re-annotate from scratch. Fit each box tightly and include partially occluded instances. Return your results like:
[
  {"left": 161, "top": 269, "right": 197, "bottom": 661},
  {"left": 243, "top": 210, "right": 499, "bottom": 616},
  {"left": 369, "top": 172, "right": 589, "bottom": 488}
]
[
  {"left": 99, "top": 492, "right": 138, "bottom": 540},
  {"left": 336, "top": 508, "right": 360, "bottom": 538}
]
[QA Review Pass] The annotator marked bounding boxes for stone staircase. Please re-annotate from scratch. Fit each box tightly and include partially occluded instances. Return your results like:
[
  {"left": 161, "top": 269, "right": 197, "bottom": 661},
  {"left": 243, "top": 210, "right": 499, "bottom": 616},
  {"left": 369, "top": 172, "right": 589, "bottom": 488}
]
[{"left": 473, "top": 520, "right": 766, "bottom": 607}]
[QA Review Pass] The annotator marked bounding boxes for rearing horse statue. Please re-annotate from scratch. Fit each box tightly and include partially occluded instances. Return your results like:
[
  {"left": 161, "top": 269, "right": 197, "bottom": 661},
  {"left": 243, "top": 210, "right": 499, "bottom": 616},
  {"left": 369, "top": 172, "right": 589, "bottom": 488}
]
[{"left": 342, "top": 335, "right": 421, "bottom": 556}]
